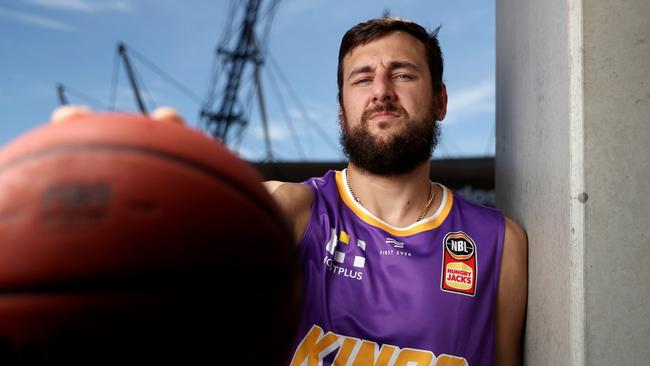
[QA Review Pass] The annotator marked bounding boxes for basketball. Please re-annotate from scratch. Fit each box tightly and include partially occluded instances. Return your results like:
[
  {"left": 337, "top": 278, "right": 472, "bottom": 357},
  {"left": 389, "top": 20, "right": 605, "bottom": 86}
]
[{"left": 0, "top": 113, "right": 300, "bottom": 364}]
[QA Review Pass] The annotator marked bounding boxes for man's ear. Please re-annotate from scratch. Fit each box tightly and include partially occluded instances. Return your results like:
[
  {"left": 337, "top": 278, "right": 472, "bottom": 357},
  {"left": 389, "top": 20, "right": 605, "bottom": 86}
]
[
  {"left": 436, "top": 83, "right": 448, "bottom": 121},
  {"left": 338, "top": 107, "right": 346, "bottom": 126}
]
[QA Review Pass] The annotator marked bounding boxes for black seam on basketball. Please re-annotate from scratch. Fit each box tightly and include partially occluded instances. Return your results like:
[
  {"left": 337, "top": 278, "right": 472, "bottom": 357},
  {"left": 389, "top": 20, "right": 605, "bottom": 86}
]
[
  {"left": 0, "top": 269, "right": 296, "bottom": 294},
  {"left": 0, "top": 143, "right": 291, "bottom": 240}
]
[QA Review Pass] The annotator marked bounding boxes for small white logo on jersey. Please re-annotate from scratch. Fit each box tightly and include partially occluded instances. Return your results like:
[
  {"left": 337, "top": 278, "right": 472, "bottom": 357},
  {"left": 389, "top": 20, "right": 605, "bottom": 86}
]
[
  {"left": 380, "top": 237, "right": 412, "bottom": 257},
  {"left": 386, "top": 237, "right": 404, "bottom": 248}
]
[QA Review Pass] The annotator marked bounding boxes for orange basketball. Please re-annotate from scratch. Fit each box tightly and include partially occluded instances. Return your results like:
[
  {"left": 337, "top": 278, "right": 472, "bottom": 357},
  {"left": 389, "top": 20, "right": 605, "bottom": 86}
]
[{"left": 0, "top": 113, "right": 300, "bottom": 364}]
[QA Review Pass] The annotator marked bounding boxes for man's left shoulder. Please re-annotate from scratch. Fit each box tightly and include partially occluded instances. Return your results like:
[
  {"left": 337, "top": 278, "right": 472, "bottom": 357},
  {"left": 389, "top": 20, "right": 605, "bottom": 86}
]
[
  {"left": 501, "top": 217, "right": 528, "bottom": 279},
  {"left": 503, "top": 216, "right": 527, "bottom": 253}
]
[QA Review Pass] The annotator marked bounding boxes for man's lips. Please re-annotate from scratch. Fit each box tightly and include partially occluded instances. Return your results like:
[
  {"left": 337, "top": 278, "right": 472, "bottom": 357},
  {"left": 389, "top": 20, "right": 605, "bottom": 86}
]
[
  {"left": 360, "top": 104, "right": 406, "bottom": 124},
  {"left": 369, "top": 111, "right": 401, "bottom": 121}
]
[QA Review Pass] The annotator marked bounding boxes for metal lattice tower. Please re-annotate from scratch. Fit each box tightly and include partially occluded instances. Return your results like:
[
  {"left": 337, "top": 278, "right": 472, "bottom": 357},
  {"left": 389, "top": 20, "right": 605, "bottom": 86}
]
[{"left": 201, "top": 0, "right": 279, "bottom": 160}]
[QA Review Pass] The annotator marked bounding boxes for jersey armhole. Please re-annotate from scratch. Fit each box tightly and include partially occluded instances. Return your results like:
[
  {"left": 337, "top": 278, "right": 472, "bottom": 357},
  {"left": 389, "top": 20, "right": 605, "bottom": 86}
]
[
  {"left": 493, "top": 213, "right": 507, "bottom": 301},
  {"left": 297, "top": 181, "right": 319, "bottom": 249}
]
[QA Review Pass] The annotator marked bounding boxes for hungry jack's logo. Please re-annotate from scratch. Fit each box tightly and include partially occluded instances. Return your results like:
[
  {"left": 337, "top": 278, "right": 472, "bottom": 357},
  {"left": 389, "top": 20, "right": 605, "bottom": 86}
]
[{"left": 441, "top": 232, "right": 477, "bottom": 297}]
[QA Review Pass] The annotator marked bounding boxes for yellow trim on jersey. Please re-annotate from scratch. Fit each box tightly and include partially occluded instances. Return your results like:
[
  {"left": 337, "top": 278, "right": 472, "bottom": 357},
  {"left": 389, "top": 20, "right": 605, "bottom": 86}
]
[{"left": 335, "top": 170, "right": 453, "bottom": 237}]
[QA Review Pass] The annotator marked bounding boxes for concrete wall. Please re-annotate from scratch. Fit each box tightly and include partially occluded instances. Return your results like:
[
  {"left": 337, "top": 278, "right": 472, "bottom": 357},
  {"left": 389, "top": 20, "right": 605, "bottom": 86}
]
[
  {"left": 496, "top": 0, "right": 574, "bottom": 364},
  {"left": 496, "top": 0, "right": 650, "bottom": 364},
  {"left": 582, "top": 1, "right": 650, "bottom": 363}
]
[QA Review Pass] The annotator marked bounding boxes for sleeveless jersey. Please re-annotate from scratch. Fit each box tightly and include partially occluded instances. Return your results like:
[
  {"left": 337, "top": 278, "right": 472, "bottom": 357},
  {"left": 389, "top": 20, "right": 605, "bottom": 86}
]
[{"left": 289, "top": 170, "right": 505, "bottom": 366}]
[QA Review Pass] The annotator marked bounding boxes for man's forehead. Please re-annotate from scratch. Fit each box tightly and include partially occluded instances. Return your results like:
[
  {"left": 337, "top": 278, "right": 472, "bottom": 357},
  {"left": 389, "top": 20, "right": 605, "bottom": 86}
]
[{"left": 342, "top": 32, "right": 426, "bottom": 70}]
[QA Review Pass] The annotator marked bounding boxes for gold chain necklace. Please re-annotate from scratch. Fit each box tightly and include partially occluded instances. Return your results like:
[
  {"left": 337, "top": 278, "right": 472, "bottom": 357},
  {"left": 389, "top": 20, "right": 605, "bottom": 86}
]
[{"left": 345, "top": 172, "right": 435, "bottom": 222}]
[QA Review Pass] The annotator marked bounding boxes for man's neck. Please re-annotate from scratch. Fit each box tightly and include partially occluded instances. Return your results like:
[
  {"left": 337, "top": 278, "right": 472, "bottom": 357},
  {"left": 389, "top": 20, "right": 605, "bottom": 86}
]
[{"left": 345, "top": 162, "right": 441, "bottom": 227}]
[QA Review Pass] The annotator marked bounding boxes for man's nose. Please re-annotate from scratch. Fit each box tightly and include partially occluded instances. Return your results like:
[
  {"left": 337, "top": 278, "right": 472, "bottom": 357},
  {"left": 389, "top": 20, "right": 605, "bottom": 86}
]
[{"left": 372, "top": 73, "right": 396, "bottom": 103}]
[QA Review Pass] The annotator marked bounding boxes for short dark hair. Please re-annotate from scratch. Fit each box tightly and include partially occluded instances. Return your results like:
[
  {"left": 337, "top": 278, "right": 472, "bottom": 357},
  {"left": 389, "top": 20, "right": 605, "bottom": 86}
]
[{"left": 337, "top": 17, "right": 443, "bottom": 104}]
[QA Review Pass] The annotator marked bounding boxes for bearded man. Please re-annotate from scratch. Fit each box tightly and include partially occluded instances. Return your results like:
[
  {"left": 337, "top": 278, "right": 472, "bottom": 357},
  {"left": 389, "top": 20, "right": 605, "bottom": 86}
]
[{"left": 265, "top": 17, "right": 527, "bottom": 366}]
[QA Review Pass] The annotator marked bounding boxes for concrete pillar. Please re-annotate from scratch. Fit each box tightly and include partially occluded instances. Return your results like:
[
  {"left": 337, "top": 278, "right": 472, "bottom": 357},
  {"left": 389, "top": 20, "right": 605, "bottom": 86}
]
[{"left": 496, "top": 0, "right": 650, "bottom": 365}]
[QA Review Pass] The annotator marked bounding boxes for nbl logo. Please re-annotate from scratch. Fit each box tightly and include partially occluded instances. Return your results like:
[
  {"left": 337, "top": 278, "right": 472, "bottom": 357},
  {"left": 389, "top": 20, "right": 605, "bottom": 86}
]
[
  {"left": 445, "top": 235, "right": 475, "bottom": 260},
  {"left": 441, "top": 232, "right": 477, "bottom": 296}
]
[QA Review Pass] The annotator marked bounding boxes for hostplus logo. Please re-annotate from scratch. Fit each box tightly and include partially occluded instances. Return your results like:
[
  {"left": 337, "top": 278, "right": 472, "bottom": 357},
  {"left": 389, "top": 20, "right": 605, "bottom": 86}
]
[{"left": 323, "top": 228, "right": 366, "bottom": 281}]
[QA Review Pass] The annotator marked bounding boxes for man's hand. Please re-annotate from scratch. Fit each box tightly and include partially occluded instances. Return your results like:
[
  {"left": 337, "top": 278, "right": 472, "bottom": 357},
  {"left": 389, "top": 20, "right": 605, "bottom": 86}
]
[
  {"left": 50, "top": 106, "right": 313, "bottom": 246},
  {"left": 51, "top": 105, "right": 186, "bottom": 125}
]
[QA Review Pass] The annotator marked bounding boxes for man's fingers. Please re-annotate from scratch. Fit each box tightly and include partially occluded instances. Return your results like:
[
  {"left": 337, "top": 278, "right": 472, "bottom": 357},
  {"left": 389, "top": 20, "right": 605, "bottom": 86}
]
[
  {"left": 50, "top": 105, "right": 186, "bottom": 126},
  {"left": 51, "top": 105, "right": 92, "bottom": 125},
  {"left": 151, "top": 107, "right": 185, "bottom": 125}
]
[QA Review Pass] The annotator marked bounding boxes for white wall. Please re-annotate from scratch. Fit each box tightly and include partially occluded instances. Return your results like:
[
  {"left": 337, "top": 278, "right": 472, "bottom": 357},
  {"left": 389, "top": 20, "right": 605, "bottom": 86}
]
[{"left": 496, "top": 0, "right": 650, "bottom": 364}]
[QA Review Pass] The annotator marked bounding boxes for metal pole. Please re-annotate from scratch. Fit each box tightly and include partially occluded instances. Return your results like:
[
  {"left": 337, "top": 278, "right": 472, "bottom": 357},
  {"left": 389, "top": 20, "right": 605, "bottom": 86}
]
[
  {"left": 254, "top": 63, "right": 273, "bottom": 161},
  {"left": 56, "top": 83, "right": 68, "bottom": 105},
  {"left": 118, "top": 43, "right": 147, "bottom": 114}
]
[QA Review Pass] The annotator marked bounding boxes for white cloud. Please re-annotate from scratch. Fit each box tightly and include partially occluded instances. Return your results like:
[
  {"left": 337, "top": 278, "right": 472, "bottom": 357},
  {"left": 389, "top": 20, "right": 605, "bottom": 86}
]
[
  {"left": 445, "top": 78, "right": 494, "bottom": 123},
  {"left": 232, "top": 146, "right": 261, "bottom": 160},
  {"left": 23, "top": 0, "right": 132, "bottom": 13},
  {"left": 288, "top": 108, "right": 320, "bottom": 121},
  {"left": 250, "top": 122, "right": 293, "bottom": 141},
  {"left": 0, "top": 7, "right": 75, "bottom": 31},
  {"left": 447, "top": 78, "right": 494, "bottom": 112}
]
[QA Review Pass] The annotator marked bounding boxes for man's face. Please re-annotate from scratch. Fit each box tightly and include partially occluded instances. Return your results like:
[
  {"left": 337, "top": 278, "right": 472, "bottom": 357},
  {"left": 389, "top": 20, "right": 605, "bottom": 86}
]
[{"left": 339, "top": 32, "right": 447, "bottom": 175}]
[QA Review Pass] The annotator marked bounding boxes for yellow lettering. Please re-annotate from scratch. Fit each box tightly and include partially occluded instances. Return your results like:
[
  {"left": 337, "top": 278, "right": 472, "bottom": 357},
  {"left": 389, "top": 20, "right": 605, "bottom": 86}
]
[
  {"left": 394, "top": 348, "right": 434, "bottom": 366},
  {"left": 436, "top": 355, "right": 468, "bottom": 366},
  {"left": 290, "top": 325, "right": 469, "bottom": 366},
  {"left": 290, "top": 325, "right": 341, "bottom": 366},
  {"left": 351, "top": 340, "right": 398, "bottom": 366},
  {"left": 352, "top": 340, "right": 379, "bottom": 366},
  {"left": 435, "top": 354, "right": 468, "bottom": 366},
  {"left": 333, "top": 337, "right": 359, "bottom": 365},
  {"left": 374, "top": 345, "right": 399, "bottom": 365}
]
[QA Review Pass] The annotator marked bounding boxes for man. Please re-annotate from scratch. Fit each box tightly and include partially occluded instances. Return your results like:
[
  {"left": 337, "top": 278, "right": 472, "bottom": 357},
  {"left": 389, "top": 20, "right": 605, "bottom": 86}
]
[{"left": 265, "top": 17, "right": 527, "bottom": 366}]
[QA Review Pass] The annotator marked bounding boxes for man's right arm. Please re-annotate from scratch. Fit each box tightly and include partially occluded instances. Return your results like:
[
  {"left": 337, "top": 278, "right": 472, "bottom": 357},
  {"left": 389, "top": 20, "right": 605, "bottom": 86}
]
[{"left": 263, "top": 181, "right": 313, "bottom": 244}]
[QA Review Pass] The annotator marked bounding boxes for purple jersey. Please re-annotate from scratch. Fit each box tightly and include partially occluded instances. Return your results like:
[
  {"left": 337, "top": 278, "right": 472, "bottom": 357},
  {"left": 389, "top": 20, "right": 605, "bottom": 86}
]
[{"left": 290, "top": 170, "right": 505, "bottom": 366}]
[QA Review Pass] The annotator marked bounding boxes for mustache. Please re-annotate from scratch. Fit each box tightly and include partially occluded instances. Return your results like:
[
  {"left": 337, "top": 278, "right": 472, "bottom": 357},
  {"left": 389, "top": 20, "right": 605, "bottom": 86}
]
[{"left": 360, "top": 103, "right": 407, "bottom": 122}]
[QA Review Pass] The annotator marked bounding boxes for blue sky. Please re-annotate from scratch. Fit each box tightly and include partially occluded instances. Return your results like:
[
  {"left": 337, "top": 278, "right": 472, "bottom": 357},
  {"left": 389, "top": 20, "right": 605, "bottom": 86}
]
[{"left": 0, "top": 0, "right": 495, "bottom": 161}]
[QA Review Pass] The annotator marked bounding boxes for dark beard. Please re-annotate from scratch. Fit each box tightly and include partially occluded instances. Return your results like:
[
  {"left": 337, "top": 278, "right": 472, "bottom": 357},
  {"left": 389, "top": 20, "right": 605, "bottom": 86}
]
[{"left": 340, "top": 104, "right": 440, "bottom": 176}]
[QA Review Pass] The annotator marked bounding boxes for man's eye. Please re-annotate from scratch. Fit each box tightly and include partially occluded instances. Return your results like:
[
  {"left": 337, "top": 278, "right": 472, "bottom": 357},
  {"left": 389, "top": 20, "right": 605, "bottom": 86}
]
[
  {"left": 394, "top": 74, "right": 412, "bottom": 80},
  {"left": 353, "top": 78, "right": 371, "bottom": 85}
]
